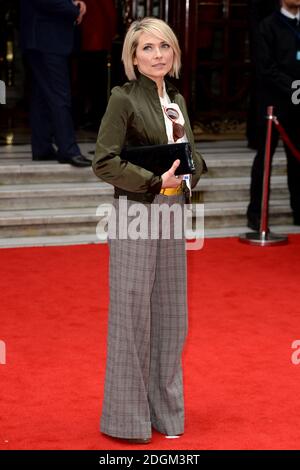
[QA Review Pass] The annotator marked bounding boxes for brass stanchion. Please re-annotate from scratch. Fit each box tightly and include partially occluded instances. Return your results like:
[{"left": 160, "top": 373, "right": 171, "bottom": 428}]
[{"left": 239, "top": 106, "right": 288, "bottom": 246}]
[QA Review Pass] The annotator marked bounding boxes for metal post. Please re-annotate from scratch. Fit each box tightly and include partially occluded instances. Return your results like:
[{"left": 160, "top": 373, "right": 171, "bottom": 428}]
[
  {"left": 260, "top": 105, "right": 273, "bottom": 235},
  {"left": 239, "top": 106, "right": 288, "bottom": 246}
]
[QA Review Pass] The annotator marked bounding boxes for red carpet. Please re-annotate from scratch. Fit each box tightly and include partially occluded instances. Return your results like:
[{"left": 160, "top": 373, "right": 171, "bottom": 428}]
[{"left": 1, "top": 236, "right": 300, "bottom": 450}]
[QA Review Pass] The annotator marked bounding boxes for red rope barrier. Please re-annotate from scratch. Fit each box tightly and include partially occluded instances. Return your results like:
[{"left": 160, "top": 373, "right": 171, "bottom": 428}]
[{"left": 273, "top": 117, "right": 300, "bottom": 161}]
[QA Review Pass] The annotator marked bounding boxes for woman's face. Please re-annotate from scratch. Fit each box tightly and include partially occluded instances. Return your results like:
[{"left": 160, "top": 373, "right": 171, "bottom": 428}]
[{"left": 133, "top": 32, "right": 174, "bottom": 82}]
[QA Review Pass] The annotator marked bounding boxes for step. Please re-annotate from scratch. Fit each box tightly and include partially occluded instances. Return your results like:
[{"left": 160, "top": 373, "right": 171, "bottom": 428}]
[
  {"left": 200, "top": 151, "right": 287, "bottom": 177},
  {"left": 199, "top": 200, "right": 293, "bottom": 228},
  {"left": 194, "top": 175, "right": 288, "bottom": 202},
  {"left": 1, "top": 224, "right": 299, "bottom": 249},
  {"left": 0, "top": 182, "right": 113, "bottom": 210},
  {"left": 0, "top": 144, "right": 288, "bottom": 184},
  {"left": 195, "top": 140, "right": 284, "bottom": 151},
  {"left": 0, "top": 140, "right": 293, "bottom": 244},
  {"left": 0, "top": 200, "right": 293, "bottom": 237},
  {"left": 9, "top": 163, "right": 284, "bottom": 182},
  {"left": 203, "top": 224, "right": 300, "bottom": 239},
  {"left": 0, "top": 206, "right": 102, "bottom": 237},
  {"left": 0, "top": 163, "right": 98, "bottom": 184},
  {"left": 0, "top": 233, "right": 101, "bottom": 249},
  {"left": 0, "top": 175, "right": 289, "bottom": 210},
  {"left": 0, "top": 142, "right": 95, "bottom": 158}
]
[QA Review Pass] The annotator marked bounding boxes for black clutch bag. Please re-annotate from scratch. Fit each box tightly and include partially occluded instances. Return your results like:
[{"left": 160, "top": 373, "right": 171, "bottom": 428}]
[{"left": 120, "top": 142, "right": 195, "bottom": 176}]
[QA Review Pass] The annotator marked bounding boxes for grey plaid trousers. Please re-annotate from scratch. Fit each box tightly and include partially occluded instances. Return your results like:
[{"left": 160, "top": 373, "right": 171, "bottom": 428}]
[{"left": 100, "top": 194, "right": 188, "bottom": 439}]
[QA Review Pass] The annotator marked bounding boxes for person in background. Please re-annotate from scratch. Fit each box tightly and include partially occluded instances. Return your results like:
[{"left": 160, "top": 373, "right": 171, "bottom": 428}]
[
  {"left": 247, "top": 0, "right": 300, "bottom": 230},
  {"left": 246, "top": 0, "right": 279, "bottom": 149},
  {"left": 93, "top": 17, "right": 206, "bottom": 444},
  {"left": 19, "top": 0, "right": 91, "bottom": 167},
  {"left": 77, "top": 0, "right": 117, "bottom": 131}
]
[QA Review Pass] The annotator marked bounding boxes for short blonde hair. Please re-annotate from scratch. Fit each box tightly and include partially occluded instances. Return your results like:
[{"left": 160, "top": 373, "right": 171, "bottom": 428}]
[{"left": 121, "top": 17, "right": 181, "bottom": 81}]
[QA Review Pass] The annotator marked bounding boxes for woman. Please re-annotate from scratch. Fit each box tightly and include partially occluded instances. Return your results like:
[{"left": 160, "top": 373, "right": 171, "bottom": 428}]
[{"left": 93, "top": 17, "right": 206, "bottom": 444}]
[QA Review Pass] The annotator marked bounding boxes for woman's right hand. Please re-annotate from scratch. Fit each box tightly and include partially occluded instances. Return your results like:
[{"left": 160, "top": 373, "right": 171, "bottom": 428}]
[{"left": 161, "top": 159, "right": 184, "bottom": 188}]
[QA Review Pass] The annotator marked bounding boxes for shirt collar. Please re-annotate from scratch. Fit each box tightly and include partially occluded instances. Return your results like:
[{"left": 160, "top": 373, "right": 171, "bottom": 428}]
[{"left": 280, "top": 6, "right": 300, "bottom": 21}]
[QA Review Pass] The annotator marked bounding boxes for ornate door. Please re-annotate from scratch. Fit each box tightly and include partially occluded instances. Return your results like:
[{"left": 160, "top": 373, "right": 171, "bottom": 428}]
[
  {"left": 118, "top": 0, "right": 251, "bottom": 137},
  {"left": 194, "top": 0, "right": 251, "bottom": 137}
]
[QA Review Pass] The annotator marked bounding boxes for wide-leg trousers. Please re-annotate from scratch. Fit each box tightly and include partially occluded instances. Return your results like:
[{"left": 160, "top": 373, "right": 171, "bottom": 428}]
[{"left": 100, "top": 194, "right": 188, "bottom": 439}]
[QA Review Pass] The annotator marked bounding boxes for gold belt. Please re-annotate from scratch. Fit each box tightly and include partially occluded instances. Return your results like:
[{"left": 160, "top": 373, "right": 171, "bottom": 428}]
[{"left": 160, "top": 184, "right": 183, "bottom": 196}]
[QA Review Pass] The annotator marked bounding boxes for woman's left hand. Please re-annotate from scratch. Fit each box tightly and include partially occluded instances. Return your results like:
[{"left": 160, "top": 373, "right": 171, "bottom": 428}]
[{"left": 161, "top": 159, "right": 184, "bottom": 188}]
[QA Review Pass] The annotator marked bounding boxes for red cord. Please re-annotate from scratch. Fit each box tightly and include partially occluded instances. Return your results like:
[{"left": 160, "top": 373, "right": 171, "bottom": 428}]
[{"left": 273, "top": 117, "right": 300, "bottom": 161}]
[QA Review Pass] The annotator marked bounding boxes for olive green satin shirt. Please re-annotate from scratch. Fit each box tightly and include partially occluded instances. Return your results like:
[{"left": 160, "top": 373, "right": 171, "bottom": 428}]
[{"left": 93, "top": 73, "right": 206, "bottom": 203}]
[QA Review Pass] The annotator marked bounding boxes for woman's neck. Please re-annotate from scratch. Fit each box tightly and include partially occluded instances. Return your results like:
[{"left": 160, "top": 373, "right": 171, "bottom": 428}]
[{"left": 156, "top": 79, "right": 164, "bottom": 98}]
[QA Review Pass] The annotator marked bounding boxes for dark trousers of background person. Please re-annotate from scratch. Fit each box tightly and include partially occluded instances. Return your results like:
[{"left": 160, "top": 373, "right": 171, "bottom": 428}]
[
  {"left": 26, "top": 50, "right": 81, "bottom": 159},
  {"left": 76, "top": 50, "right": 109, "bottom": 131},
  {"left": 246, "top": 0, "right": 280, "bottom": 149},
  {"left": 247, "top": 108, "right": 300, "bottom": 226}
]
